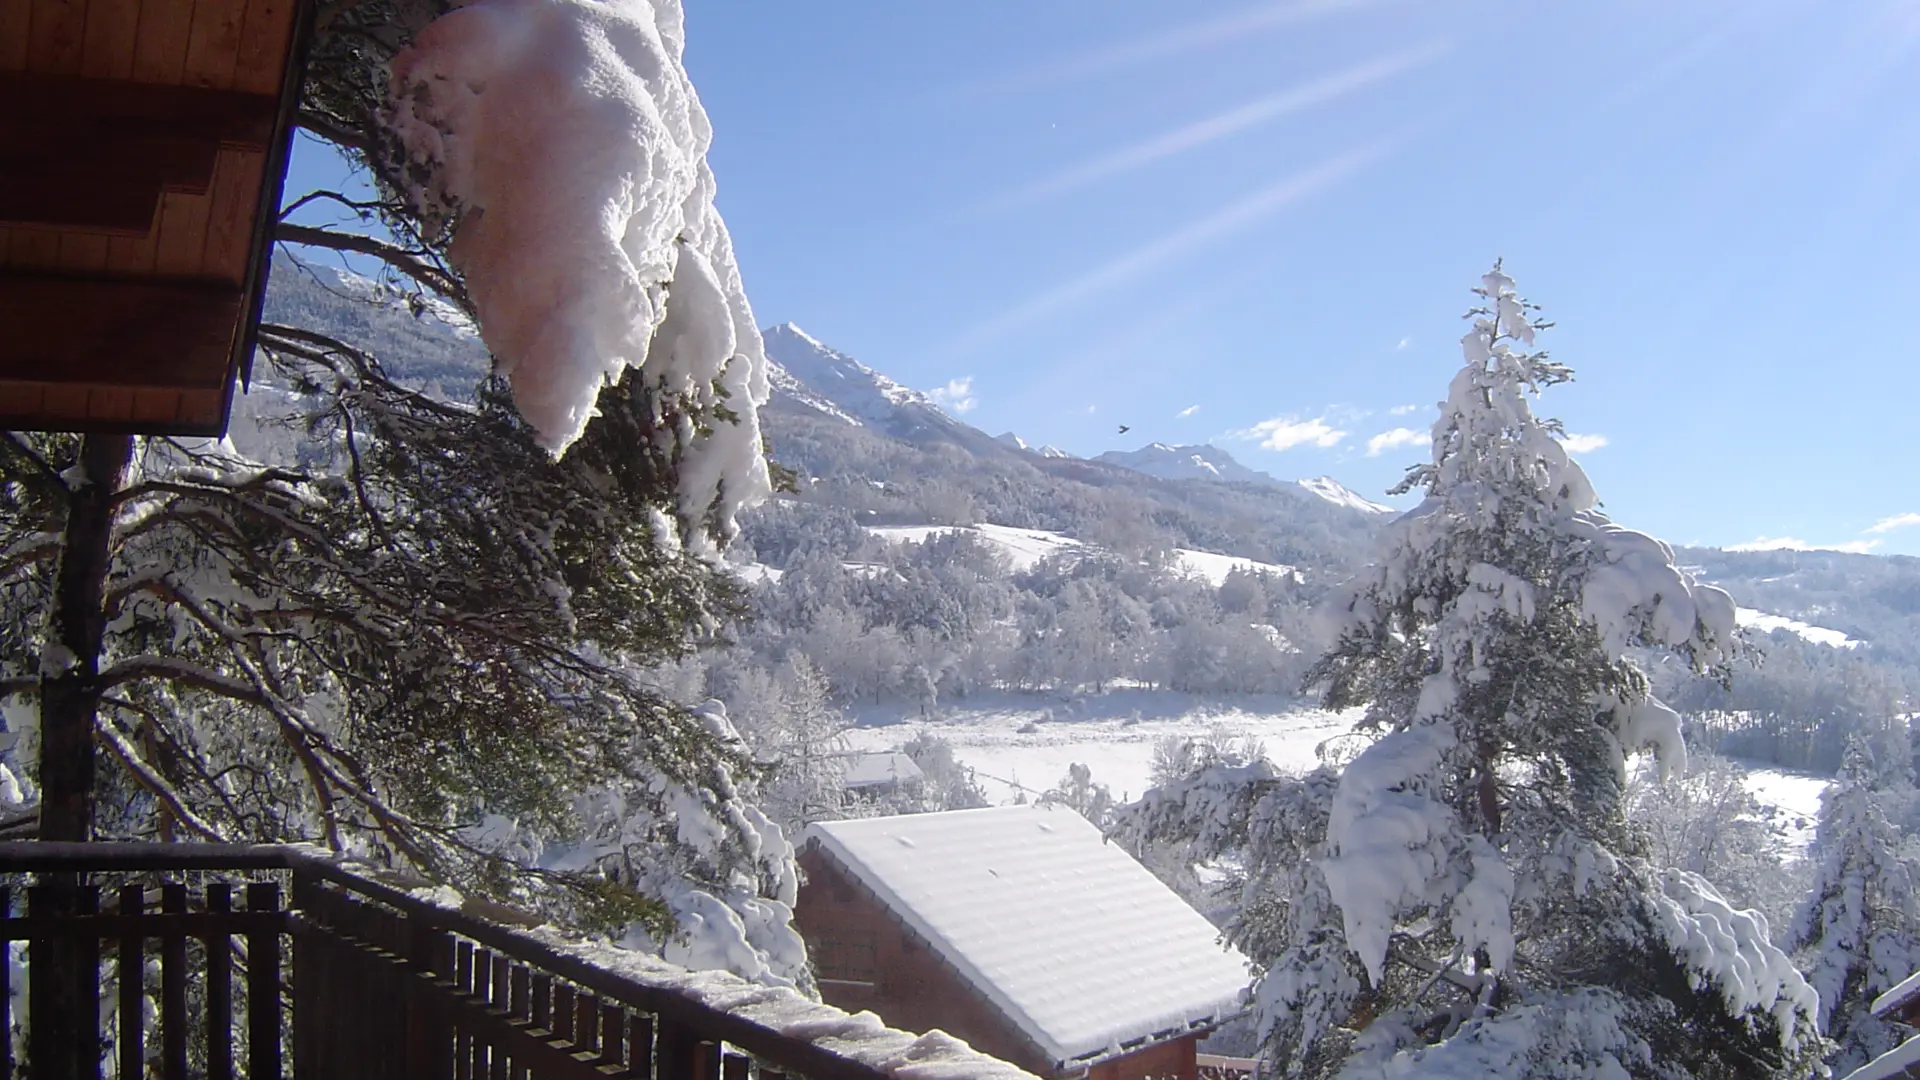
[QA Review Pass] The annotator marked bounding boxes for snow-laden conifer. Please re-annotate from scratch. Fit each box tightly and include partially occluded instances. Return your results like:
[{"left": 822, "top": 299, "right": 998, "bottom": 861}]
[
  {"left": 1, "top": 0, "right": 800, "bottom": 987},
  {"left": 1120, "top": 265, "right": 1823, "bottom": 1079},
  {"left": 1787, "top": 732, "right": 1920, "bottom": 1074}
]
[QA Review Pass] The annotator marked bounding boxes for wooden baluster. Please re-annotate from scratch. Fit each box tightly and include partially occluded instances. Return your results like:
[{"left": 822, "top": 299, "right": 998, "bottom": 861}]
[
  {"left": 27, "top": 881, "right": 101, "bottom": 1080},
  {"left": 598, "top": 1003, "right": 626, "bottom": 1072},
  {"left": 246, "top": 882, "right": 283, "bottom": 1080},
  {"left": 118, "top": 885, "right": 145, "bottom": 1080},
  {"left": 469, "top": 948, "right": 494, "bottom": 1080},
  {"left": 627, "top": 1015, "right": 655, "bottom": 1080},
  {"left": 489, "top": 954, "right": 510, "bottom": 1080},
  {"left": 507, "top": 964, "right": 531, "bottom": 1080},
  {"left": 206, "top": 884, "right": 233, "bottom": 1080},
  {"left": 291, "top": 874, "right": 322, "bottom": 1080},
  {"left": 161, "top": 883, "right": 188, "bottom": 1080},
  {"left": 720, "top": 1052, "right": 750, "bottom": 1080},
  {"left": 1, "top": 886, "right": 11, "bottom": 1080},
  {"left": 691, "top": 1040, "right": 721, "bottom": 1080},
  {"left": 410, "top": 924, "right": 455, "bottom": 1080},
  {"left": 552, "top": 983, "right": 576, "bottom": 1047},
  {"left": 574, "top": 993, "right": 601, "bottom": 1061},
  {"left": 653, "top": 1019, "right": 694, "bottom": 1080},
  {"left": 455, "top": 941, "right": 475, "bottom": 1080},
  {"left": 530, "top": 972, "right": 553, "bottom": 1036}
]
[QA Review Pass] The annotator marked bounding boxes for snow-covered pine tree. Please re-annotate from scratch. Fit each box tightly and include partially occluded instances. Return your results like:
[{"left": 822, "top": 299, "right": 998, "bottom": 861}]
[
  {"left": 753, "top": 653, "right": 854, "bottom": 834},
  {"left": 1146, "top": 265, "right": 1820, "bottom": 1078},
  {"left": 1787, "top": 731, "right": 1920, "bottom": 1074},
  {"left": 0, "top": 0, "right": 810, "bottom": 986}
]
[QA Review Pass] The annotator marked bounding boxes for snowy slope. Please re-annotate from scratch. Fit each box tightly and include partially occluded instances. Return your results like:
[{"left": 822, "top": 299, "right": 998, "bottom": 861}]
[
  {"left": 869, "top": 524, "right": 1083, "bottom": 572},
  {"left": 1735, "top": 607, "right": 1862, "bottom": 649},
  {"left": 1297, "top": 476, "right": 1393, "bottom": 514},
  {"left": 996, "top": 432, "right": 1072, "bottom": 459},
  {"left": 867, "top": 523, "right": 1298, "bottom": 584},
  {"left": 806, "top": 805, "right": 1249, "bottom": 1067},
  {"left": 1171, "top": 549, "right": 1301, "bottom": 586},
  {"left": 763, "top": 323, "right": 938, "bottom": 427}
]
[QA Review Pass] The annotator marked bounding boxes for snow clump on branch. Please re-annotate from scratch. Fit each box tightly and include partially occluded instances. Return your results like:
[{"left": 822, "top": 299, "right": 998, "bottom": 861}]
[{"left": 386, "top": 0, "right": 770, "bottom": 543}]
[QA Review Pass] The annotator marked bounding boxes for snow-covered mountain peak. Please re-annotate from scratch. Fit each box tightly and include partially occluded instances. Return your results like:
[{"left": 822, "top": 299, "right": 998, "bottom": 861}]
[
  {"left": 1298, "top": 476, "right": 1393, "bottom": 514},
  {"left": 762, "top": 323, "right": 947, "bottom": 426},
  {"left": 996, "top": 431, "right": 1030, "bottom": 451},
  {"left": 1094, "top": 442, "right": 1272, "bottom": 486}
]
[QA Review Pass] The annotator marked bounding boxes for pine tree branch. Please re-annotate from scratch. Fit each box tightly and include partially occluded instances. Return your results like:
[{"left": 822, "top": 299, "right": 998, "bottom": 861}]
[
  {"left": 0, "top": 432, "right": 69, "bottom": 494},
  {"left": 97, "top": 657, "right": 269, "bottom": 705},
  {"left": 94, "top": 714, "right": 225, "bottom": 841},
  {"left": 275, "top": 223, "right": 464, "bottom": 300},
  {"left": 0, "top": 678, "right": 38, "bottom": 700},
  {"left": 296, "top": 110, "right": 370, "bottom": 153}
]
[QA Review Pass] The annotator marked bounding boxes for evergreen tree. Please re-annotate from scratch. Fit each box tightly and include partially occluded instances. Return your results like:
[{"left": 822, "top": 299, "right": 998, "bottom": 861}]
[
  {"left": 1132, "top": 266, "right": 1824, "bottom": 1078},
  {"left": 751, "top": 653, "right": 853, "bottom": 835},
  {"left": 1787, "top": 732, "right": 1920, "bottom": 1074}
]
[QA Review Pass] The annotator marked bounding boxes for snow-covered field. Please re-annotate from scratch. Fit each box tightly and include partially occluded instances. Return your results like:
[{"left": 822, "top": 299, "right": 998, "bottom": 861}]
[
  {"left": 1735, "top": 607, "right": 1861, "bottom": 649},
  {"left": 848, "top": 692, "right": 1830, "bottom": 842},
  {"left": 866, "top": 523, "right": 1297, "bottom": 583}
]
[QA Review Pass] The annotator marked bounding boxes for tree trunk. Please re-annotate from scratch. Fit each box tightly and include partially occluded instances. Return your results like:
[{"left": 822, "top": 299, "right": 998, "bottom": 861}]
[
  {"left": 32, "top": 433, "right": 130, "bottom": 1080},
  {"left": 37, "top": 433, "right": 131, "bottom": 841}
]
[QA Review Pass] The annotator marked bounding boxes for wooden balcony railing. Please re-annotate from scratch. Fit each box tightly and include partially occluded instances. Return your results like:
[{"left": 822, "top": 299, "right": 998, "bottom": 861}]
[{"left": 0, "top": 843, "right": 1024, "bottom": 1080}]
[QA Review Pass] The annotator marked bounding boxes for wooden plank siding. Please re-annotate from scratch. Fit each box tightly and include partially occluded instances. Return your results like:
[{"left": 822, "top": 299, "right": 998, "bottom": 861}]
[{"left": 0, "top": 0, "right": 308, "bottom": 433}]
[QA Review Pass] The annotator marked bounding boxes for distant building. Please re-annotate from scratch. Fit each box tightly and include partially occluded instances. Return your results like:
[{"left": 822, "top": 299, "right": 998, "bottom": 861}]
[
  {"left": 841, "top": 751, "right": 924, "bottom": 795},
  {"left": 1840, "top": 970, "right": 1920, "bottom": 1079},
  {"left": 796, "top": 805, "right": 1248, "bottom": 1080}
]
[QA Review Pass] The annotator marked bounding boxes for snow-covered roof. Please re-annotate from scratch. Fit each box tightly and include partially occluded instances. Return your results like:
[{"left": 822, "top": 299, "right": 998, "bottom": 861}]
[
  {"left": 1839, "top": 1034, "right": 1920, "bottom": 1080},
  {"left": 804, "top": 805, "right": 1250, "bottom": 1068},
  {"left": 842, "top": 752, "right": 925, "bottom": 790},
  {"left": 1873, "top": 968, "right": 1920, "bottom": 1017}
]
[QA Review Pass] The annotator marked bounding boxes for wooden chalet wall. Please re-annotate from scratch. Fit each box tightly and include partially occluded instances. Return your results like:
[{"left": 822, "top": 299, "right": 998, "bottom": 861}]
[
  {"left": 795, "top": 846, "right": 1204, "bottom": 1080},
  {"left": 0, "top": 0, "right": 307, "bottom": 433}
]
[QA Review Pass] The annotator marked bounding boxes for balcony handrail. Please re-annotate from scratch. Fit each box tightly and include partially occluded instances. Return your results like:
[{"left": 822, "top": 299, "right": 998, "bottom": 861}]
[{"left": 0, "top": 841, "right": 1038, "bottom": 1080}]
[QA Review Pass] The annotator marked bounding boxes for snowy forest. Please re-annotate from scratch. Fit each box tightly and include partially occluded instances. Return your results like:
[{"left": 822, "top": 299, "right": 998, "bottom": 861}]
[{"left": 3, "top": 0, "right": 1919, "bottom": 1078}]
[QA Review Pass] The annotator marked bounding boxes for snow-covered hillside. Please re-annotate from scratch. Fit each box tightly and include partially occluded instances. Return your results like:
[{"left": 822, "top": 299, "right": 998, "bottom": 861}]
[
  {"left": 763, "top": 323, "right": 940, "bottom": 428},
  {"left": 1298, "top": 475, "right": 1393, "bottom": 514},
  {"left": 1093, "top": 443, "right": 1394, "bottom": 516},
  {"left": 1736, "top": 607, "right": 1862, "bottom": 649},
  {"left": 866, "top": 522, "right": 1298, "bottom": 583},
  {"left": 842, "top": 694, "right": 1827, "bottom": 848}
]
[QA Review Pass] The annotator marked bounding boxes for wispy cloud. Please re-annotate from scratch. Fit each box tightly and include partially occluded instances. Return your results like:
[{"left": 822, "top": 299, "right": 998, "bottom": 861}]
[
  {"left": 1365, "top": 427, "right": 1424, "bottom": 457},
  {"left": 985, "top": 41, "right": 1447, "bottom": 211},
  {"left": 1233, "top": 415, "right": 1347, "bottom": 451},
  {"left": 943, "top": 140, "right": 1396, "bottom": 354},
  {"left": 1176, "top": 404, "right": 1201, "bottom": 418},
  {"left": 1388, "top": 403, "right": 1420, "bottom": 416},
  {"left": 955, "top": 0, "right": 1376, "bottom": 100},
  {"left": 1395, "top": 337, "right": 1412, "bottom": 351},
  {"left": 928, "top": 377, "right": 978, "bottom": 414},
  {"left": 1866, "top": 512, "right": 1920, "bottom": 534},
  {"left": 1558, "top": 433, "right": 1609, "bottom": 454},
  {"left": 1725, "top": 536, "right": 1882, "bottom": 555}
]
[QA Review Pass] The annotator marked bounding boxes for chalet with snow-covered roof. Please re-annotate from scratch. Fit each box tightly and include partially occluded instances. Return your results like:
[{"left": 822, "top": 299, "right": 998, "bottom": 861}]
[
  {"left": 1838, "top": 969, "right": 1920, "bottom": 1080},
  {"left": 842, "top": 751, "right": 925, "bottom": 795},
  {"left": 796, "top": 804, "right": 1250, "bottom": 1080}
]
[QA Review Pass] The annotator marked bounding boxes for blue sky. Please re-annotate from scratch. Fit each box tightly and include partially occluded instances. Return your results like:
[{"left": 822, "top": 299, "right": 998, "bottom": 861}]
[{"left": 673, "top": 0, "right": 1920, "bottom": 556}]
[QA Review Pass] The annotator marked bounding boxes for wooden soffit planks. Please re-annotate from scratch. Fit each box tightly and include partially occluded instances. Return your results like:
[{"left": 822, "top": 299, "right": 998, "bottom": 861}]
[{"left": 0, "top": 0, "right": 310, "bottom": 435}]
